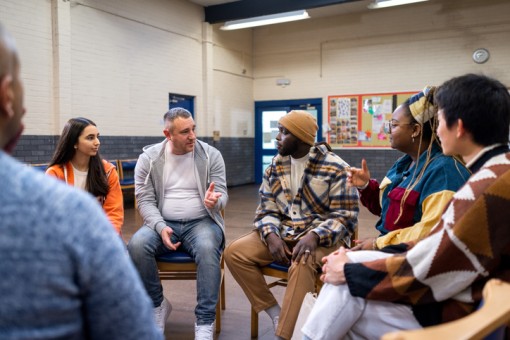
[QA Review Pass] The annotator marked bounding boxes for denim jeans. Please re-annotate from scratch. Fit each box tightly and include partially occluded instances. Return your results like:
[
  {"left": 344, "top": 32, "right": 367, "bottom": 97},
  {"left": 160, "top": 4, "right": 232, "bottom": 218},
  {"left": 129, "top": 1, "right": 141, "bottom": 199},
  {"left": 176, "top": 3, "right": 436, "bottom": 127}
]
[{"left": 127, "top": 216, "right": 223, "bottom": 325}]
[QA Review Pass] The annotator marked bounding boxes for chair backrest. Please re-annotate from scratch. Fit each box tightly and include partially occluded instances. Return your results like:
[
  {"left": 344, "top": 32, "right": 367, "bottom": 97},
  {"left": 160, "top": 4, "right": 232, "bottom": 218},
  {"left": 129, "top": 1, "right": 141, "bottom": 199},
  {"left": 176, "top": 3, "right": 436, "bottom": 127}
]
[
  {"left": 117, "top": 159, "right": 137, "bottom": 188},
  {"left": 382, "top": 279, "right": 510, "bottom": 340},
  {"left": 31, "top": 163, "right": 49, "bottom": 172}
]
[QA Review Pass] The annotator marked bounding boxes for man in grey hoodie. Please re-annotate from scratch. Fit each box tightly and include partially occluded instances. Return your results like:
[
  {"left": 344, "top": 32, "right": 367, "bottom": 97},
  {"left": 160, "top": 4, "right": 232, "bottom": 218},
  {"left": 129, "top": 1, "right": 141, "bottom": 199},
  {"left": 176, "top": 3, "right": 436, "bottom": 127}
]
[{"left": 127, "top": 107, "right": 228, "bottom": 339}]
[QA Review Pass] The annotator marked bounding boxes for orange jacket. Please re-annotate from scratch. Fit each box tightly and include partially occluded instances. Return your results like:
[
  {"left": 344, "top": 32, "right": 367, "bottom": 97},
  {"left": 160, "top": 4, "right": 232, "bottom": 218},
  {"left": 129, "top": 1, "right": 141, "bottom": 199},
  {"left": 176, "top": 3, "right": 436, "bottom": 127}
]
[{"left": 46, "top": 160, "right": 124, "bottom": 235}]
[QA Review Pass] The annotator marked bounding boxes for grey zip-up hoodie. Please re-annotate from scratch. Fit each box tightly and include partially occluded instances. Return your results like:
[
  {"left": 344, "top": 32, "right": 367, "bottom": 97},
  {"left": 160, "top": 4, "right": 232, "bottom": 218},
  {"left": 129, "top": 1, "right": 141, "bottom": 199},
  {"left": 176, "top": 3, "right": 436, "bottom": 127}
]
[{"left": 134, "top": 139, "right": 227, "bottom": 238}]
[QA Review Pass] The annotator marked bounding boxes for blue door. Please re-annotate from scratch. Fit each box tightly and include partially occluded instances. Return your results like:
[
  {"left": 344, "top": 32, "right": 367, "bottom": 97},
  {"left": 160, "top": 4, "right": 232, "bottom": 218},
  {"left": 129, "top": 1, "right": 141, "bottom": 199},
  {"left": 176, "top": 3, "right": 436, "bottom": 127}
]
[
  {"left": 169, "top": 93, "right": 194, "bottom": 116},
  {"left": 255, "top": 98, "right": 323, "bottom": 183}
]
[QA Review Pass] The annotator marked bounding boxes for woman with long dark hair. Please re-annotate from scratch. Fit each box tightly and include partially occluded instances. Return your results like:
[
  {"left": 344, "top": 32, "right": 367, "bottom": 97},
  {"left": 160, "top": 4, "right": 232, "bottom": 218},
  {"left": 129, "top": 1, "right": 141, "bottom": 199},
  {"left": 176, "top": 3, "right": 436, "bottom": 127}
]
[{"left": 46, "top": 117, "right": 124, "bottom": 235}]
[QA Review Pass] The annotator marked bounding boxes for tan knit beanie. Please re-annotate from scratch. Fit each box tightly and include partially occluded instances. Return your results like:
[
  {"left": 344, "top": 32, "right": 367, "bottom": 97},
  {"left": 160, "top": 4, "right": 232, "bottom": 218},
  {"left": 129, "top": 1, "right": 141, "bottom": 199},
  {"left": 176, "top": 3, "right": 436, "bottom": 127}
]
[{"left": 279, "top": 110, "right": 318, "bottom": 146}]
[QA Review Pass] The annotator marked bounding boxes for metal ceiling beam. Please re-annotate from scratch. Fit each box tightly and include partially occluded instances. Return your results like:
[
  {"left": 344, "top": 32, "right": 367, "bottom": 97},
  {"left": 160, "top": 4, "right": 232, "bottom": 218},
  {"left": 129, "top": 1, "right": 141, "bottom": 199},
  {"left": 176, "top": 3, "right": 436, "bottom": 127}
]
[{"left": 204, "top": 0, "right": 361, "bottom": 24}]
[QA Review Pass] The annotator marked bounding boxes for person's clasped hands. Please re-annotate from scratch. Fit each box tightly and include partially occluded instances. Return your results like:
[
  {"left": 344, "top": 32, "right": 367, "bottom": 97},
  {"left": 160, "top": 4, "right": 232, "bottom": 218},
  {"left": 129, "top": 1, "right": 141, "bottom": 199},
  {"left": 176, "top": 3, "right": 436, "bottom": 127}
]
[
  {"left": 320, "top": 246, "right": 351, "bottom": 285},
  {"left": 266, "top": 231, "right": 319, "bottom": 266}
]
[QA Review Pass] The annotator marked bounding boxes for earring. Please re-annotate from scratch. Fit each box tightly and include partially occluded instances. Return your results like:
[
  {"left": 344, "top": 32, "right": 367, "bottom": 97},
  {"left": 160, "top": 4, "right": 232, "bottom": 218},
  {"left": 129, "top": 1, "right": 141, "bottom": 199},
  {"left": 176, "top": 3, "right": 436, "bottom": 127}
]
[{"left": 412, "top": 136, "right": 415, "bottom": 143}]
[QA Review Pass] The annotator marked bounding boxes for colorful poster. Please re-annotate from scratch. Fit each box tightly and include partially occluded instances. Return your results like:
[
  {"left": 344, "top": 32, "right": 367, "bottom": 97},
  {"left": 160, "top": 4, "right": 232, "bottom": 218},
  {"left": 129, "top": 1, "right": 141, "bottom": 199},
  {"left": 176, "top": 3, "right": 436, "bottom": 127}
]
[{"left": 328, "top": 92, "right": 416, "bottom": 148}]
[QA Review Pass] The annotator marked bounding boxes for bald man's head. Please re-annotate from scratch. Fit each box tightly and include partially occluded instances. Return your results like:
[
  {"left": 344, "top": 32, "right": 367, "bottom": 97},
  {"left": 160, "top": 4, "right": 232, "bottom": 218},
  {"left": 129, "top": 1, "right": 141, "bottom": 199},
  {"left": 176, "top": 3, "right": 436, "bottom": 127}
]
[{"left": 0, "top": 23, "right": 25, "bottom": 153}]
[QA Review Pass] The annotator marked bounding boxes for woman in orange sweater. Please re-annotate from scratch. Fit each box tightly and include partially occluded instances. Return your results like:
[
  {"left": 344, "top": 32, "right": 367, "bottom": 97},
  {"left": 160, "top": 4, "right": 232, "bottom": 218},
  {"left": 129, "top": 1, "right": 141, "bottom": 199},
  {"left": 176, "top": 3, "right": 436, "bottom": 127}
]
[{"left": 46, "top": 117, "right": 124, "bottom": 235}]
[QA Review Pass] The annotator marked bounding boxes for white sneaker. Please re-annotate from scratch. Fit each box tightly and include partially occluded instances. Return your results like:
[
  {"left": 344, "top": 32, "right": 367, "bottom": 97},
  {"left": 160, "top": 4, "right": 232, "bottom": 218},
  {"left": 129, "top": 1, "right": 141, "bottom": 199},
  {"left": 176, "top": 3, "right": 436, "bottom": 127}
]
[
  {"left": 154, "top": 297, "right": 172, "bottom": 332},
  {"left": 195, "top": 322, "right": 214, "bottom": 340},
  {"left": 273, "top": 316, "right": 279, "bottom": 333}
]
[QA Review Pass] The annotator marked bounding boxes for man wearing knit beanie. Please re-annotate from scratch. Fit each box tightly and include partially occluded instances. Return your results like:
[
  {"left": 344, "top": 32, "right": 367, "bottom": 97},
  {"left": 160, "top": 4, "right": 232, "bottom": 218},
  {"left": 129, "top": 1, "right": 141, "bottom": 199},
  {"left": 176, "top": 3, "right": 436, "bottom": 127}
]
[
  {"left": 225, "top": 110, "right": 359, "bottom": 339},
  {"left": 279, "top": 110, "right": 318, "bottom": 146}
]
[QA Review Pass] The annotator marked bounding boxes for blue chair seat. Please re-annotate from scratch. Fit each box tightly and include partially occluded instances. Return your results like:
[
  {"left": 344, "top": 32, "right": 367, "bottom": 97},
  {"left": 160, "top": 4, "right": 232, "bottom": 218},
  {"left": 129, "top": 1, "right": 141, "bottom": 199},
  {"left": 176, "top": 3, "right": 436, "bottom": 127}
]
[
  {"left": 266, "top": 261, "right": 289, "bottom": 272},
  {"left": 156, "top": 248, "right": 226, "bottom": 333},
  {"left": 119, "top": 178, "right": 135, "bottom": 186},
  {"left": 156, "top": 250, "right": 194, "bottom": 264}
]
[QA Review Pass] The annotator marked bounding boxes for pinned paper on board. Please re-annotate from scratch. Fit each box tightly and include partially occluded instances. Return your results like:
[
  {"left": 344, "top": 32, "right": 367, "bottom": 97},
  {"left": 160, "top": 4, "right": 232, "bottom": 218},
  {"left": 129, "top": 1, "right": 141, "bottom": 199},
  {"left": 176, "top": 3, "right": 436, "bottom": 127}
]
[{"left": 328, "top": 91, "right": 416, "bottom": 148}]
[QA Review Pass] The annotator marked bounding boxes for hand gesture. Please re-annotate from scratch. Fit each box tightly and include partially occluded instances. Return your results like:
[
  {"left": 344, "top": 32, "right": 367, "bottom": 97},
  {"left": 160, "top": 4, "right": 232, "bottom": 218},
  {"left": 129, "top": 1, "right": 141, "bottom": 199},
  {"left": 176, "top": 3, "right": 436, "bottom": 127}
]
[
  {"left": 204, "top": 182, "right": 222, "bottom": 209},
  {"left": 266, "top": 233, "right": 292, "bottom": 266},
  {"left": 292, "top": 232, "right": 319, "bottom": 264},
  {"left": 347, "top": 159, "right": 371, "bottom": 188},
  {"left": 161, "top": 226, "right": 181, "bottom": 251},
  {"left": 320, "top": 246, "right": 351, "bottom": 285}
]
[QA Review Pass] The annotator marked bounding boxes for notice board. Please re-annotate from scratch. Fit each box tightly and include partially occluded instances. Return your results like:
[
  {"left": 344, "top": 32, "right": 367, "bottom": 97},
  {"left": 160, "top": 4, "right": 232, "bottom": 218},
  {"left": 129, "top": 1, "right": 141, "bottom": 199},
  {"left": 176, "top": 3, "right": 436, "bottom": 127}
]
[{"left": 328, "top": 92, "right": 416, "bottom": 148}]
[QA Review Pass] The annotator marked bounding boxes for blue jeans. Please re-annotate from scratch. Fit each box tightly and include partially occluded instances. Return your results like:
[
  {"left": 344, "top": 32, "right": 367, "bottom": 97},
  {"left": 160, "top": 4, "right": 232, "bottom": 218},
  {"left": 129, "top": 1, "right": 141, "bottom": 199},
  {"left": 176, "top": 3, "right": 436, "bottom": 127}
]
[{"left": 127, "top": 216, "right": 223, "bottom": 325}]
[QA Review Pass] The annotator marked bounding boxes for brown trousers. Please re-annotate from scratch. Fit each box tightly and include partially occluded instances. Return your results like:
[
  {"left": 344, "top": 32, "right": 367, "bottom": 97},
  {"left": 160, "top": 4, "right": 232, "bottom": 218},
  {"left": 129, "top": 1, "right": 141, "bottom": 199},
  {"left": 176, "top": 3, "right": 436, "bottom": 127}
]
[{"left": 224, "top": 230, "right": 337, "bottom": 339}]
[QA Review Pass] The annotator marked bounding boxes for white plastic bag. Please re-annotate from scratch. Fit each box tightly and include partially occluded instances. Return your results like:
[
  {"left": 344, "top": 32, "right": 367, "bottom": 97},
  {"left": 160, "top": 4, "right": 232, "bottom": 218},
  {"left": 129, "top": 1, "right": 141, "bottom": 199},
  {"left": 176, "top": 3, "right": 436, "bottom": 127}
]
[{"left": 292, "top": 292, "right": 317, "bottom": 340}]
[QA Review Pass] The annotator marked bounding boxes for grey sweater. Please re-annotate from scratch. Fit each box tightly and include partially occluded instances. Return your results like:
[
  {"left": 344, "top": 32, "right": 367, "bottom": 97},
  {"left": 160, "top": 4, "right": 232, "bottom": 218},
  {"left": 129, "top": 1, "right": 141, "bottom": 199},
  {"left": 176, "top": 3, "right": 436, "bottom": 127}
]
[
  {"left": 134, "top": 139, "right": 228, "bottom": 237},
  {"left": 0, "top": 152, "right": 162, "bottom": 340}
]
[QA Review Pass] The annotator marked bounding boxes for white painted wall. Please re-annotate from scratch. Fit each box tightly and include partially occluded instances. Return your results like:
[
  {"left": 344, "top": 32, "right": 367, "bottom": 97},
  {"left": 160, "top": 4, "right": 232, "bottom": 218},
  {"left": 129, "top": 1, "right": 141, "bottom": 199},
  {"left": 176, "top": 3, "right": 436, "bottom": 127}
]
[
  {"left": 0, "top": 0, "right": 54, "bottom": 135},
  {"left": 252, "top": 0, "right": 510, "bottom": 126},
  {"left": 1, "top": 0, "right": 509, "bottom": 139}
]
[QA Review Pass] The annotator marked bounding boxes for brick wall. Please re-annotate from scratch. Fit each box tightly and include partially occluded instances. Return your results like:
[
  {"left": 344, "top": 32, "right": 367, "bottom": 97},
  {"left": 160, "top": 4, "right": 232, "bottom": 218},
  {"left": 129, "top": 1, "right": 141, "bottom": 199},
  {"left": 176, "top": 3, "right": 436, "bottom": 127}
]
[
  {"left": 14, "top": 135, "right": 255, "bottom": 186},
  {"left": 333, "top": 149, "right": 402, "bottom": 183},
  {"left": 15, "top": 134, "right": 399, "bottom": 185}
]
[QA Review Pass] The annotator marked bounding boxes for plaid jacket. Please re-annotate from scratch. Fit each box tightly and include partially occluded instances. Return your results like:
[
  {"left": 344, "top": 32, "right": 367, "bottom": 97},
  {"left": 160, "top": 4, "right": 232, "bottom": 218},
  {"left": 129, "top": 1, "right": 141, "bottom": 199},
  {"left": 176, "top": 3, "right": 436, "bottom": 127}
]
[{"left": 254, "top": 144, "right": 359, "bottom": 248}]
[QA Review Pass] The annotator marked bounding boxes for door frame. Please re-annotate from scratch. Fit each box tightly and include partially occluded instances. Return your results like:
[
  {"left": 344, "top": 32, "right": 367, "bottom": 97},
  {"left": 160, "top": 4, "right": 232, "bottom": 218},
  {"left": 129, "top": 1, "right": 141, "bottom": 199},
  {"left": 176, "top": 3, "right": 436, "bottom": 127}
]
[
  {"left": 254, "top": 98, "right": 323, "bottom": 183},
  {"left": 169, "top": 93, "right": 195, "bottom": 116}
]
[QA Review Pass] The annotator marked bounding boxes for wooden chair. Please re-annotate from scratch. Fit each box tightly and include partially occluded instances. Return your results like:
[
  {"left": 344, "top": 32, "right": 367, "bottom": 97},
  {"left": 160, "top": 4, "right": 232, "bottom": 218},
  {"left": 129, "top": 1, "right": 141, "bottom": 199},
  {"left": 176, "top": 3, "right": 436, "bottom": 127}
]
[
  {"left": 117, "top": 159, "right": 137, "bottom": 190},
  {"left": 250, "top": 262, "right": 323, "bottom": 338},
  {"left": 117, "top": 159, "right": 137, "bottom": 207},
  {"left": 155, "top": 211, "right": 226, "bottom": 333},
  {"left": 31, "top": 163, "right": 49, "bottom": 172},
  {"left": 250, "top": 231, "right": 357, "bottom": 338},
  {"left": 382, "top": 279, "right": 510, "bottom": 340},
  {"left": 156, "top": 251, "right": 226, "bottom": 333}
]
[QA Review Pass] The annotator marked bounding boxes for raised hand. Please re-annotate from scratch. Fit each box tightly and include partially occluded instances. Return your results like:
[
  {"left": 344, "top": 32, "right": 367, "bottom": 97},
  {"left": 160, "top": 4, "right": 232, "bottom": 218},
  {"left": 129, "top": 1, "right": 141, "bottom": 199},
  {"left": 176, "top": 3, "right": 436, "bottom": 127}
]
[
  {"left": 204, "top": 182, "right": 222, "bottom": 209},
  {"left": 347, "top": 158, "right": 371, "bottom": 188}
]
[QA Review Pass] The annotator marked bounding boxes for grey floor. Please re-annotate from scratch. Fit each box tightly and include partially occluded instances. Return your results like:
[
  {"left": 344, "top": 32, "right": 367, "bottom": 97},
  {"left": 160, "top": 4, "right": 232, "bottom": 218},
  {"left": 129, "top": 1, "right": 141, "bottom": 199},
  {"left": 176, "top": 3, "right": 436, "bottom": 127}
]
[{"left": 122, "top": 184, "right": 379, "bottom": 339}]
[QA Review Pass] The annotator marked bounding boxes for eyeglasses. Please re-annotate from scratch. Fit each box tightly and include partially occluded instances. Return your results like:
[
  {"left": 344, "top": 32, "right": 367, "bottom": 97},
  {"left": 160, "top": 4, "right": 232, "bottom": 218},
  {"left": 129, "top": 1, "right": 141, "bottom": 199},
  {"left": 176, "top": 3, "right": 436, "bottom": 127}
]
[{"left": 383, "top": 120, "right": 415, "bottom": 134}]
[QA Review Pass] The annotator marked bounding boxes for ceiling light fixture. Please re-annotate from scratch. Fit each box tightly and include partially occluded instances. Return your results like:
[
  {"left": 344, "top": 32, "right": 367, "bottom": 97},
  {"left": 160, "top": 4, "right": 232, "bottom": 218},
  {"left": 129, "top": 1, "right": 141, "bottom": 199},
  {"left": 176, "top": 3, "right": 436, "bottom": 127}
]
[
  {"left": 368, "top": 0, "right": 429, "bottom": 9},
  {"left": 220, "top": 10, "right": 310, "bottom": 31}
]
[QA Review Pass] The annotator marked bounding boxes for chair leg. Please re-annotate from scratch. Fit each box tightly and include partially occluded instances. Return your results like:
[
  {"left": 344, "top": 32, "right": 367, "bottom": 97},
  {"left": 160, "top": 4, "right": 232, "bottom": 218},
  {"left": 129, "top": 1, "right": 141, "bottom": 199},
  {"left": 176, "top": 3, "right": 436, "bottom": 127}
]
[
  {"left": 221, "top": 275, "right": 226, "bottom": 310},
  {"left": 215, "top": 298, "right": 221, "bottom": 333},
  {"left": 251, "top": 307, "right": 258, "bottom": 338},
  {"left": 215, "top": 269, "right": 225, "bottom": 333}
]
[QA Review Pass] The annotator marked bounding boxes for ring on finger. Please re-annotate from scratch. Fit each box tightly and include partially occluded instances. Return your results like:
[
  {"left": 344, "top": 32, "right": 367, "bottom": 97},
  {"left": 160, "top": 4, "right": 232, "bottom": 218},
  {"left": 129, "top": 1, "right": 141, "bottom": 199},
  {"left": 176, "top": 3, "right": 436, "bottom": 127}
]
[{"left": 304, "top": 249, "right": 311, "bottom": 254}]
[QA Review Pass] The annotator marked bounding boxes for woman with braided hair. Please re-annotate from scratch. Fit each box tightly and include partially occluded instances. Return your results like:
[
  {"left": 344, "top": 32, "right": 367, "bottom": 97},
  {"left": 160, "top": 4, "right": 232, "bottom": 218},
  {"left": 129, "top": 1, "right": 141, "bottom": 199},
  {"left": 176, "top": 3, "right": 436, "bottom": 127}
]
[{"left": 349, "top": 86, "right": 470, "bottom": 251}]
